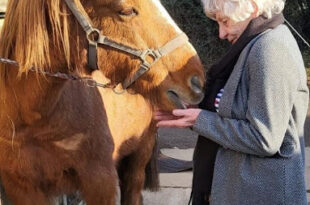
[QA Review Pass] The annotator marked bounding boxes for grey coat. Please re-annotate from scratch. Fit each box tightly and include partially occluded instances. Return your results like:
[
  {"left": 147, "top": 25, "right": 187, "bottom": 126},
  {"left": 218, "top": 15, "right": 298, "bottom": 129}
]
[{"left": 193, "top": 24, "right": 309, "bottom": 205}]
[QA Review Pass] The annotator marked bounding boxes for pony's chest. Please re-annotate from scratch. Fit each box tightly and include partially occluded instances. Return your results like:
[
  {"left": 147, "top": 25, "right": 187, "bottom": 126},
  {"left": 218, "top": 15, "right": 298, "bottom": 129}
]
[{"left": 103, "top": 92, "right": 153, "bottom": 140}]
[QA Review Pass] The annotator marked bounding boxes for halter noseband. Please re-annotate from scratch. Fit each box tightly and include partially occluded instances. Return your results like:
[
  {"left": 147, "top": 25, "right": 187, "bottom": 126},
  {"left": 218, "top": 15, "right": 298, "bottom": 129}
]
[{"left": 64, "top": 0, "right": 189, "bottom": 89}]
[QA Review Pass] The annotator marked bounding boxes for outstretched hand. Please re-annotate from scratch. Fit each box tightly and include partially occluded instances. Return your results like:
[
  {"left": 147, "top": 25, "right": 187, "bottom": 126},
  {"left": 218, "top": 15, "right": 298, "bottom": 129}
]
[{"left": 154, "top": 109, "right": 202, "bottom": 128}]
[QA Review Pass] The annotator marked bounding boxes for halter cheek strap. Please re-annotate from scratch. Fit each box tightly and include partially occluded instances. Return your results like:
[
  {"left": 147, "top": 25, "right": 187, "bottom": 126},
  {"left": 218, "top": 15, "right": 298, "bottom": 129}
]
[
  {"left": 64, "top": 0, "right": 99, "bottom": 70},
  {"left": 64, "top": 0, "right": 189, "bottom": 89}
]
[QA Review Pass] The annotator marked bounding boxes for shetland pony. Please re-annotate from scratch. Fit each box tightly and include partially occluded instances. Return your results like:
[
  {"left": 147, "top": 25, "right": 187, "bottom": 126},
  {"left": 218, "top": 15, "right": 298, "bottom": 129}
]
[{"left": 0, "top": 0, "right": 205, "bottom": 204}]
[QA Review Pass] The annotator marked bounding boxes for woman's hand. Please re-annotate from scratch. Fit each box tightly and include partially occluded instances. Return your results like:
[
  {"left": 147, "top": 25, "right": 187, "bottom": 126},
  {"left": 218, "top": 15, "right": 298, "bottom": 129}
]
[{"left": 154, "top": 109, "right": 202, "bottom": 128}]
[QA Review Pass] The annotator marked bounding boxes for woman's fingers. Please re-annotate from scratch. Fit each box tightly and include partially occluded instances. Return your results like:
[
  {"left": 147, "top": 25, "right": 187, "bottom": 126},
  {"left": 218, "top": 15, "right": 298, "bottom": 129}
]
[
  {"left": 156, "top": 118, "right": 192, "bottom": 128},
  {"left": 154, "top": 110, "right": 172, "bottom": 117},
  {"left": 172, "top": 109, "right": 189, "bottom": 117},
  {"left": 155, "top": 108, "right": 202, "bottom": 128},
  {"left": 172, "top": 109, "right": 202, "bottom": 119},
  {"left": 153, "top": 110, "right": 177, "bottom": 121},
  {"left": 153, "top": 114, "right": 177, "bottom": 121}
]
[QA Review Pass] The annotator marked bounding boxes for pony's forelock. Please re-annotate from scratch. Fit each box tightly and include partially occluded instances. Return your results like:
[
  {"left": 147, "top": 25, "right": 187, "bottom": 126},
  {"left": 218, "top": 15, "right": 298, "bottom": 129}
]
[{"left": 0, "top": 0, "right": 73, "bottom": 90}]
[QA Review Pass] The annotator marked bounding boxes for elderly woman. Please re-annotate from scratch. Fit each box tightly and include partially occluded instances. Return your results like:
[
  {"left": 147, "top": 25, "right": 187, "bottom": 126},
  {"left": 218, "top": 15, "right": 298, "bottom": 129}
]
[{"left": 155, "top": 0, "right": 309, "bottom": 204}]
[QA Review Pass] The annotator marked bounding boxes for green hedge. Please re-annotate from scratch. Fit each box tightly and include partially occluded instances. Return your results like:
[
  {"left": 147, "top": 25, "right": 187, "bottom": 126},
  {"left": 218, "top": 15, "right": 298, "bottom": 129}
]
[
  {"left": 161, "top": 0, "right": 229, "bottom": 68},
  {"left": 161, "top": 0, "right": 310, "bottom": 69}
]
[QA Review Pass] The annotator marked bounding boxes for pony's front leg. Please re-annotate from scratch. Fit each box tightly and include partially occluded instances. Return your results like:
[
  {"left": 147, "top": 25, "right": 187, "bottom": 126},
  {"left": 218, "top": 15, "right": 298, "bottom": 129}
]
[
  {"left": 1, "top": 172, "right": 52, "bottom": 205},
  {"left": 80, "top": 164, "right": 118, "bottom": 205},
  {"left": 118, "top": 130, "right": 157, "bottom": 205}
]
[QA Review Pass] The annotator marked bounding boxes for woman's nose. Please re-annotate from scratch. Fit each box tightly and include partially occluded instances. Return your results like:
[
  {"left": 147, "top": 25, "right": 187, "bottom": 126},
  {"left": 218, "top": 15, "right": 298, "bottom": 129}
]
[{"left": 219, "top": 25, "right": 228, "bottom": 40}]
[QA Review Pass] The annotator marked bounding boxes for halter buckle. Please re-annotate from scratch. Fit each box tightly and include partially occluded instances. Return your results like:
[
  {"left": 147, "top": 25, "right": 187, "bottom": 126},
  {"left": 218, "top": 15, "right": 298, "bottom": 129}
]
[
  {"left": 139, "top": 49, "right": 161, "bottom": 67},
  {"left": 86, "top": 29, "right": 101, "bottom": 70},
  {"left": 86, "top": 28, "right": 101, "bottom": 44},
  {"left": 140, "top": 63, "right": 151, "bottom": 71},
  {"left": 84, "top": 78, "right": 97, "bottom": 87}
]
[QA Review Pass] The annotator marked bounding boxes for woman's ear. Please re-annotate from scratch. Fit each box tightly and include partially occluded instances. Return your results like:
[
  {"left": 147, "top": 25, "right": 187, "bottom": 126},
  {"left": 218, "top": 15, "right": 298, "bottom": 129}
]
[{"left": 250, "top": 0, "right": 259, "bottom": 17}]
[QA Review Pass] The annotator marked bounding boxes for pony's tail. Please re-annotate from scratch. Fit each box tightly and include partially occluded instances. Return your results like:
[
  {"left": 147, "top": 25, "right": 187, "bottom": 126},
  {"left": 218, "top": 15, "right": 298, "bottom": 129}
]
[{"left": 144, "top": 133, "right": 159, "bottom": 191}]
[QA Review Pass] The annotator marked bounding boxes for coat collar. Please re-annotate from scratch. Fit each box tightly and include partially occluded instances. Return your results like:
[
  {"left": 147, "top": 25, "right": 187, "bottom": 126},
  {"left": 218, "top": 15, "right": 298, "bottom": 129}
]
[{"left": 218, "top": 30, "right": 272, "bottom": 118}]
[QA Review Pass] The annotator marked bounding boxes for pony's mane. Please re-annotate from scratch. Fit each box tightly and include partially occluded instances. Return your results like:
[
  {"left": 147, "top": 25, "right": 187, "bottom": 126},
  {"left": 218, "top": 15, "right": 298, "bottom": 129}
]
[{"left": 0, "top": 0, "right": 85, "bottom": 90}]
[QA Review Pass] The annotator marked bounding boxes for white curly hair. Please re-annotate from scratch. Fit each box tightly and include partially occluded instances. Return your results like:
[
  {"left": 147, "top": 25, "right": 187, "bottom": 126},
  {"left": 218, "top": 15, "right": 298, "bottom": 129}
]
[{"left": 201, "top": 0, "right": 285, "bottom": 22}]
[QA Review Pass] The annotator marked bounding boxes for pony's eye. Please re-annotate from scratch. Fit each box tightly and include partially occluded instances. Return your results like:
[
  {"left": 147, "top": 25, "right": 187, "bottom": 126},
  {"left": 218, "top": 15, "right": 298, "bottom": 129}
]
[{"left": 119, "top": 8, "right": 138, "bottom": 17}]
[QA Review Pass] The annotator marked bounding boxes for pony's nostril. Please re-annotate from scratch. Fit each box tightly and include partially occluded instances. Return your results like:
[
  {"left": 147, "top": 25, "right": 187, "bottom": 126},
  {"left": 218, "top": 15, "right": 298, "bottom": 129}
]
[{"left": 190, "top": 76, "right": 202, "bottom": 94}]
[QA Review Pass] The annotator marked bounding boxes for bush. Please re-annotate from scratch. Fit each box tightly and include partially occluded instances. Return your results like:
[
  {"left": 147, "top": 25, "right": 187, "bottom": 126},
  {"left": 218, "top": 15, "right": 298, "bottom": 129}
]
[
  {"left": 161, "top": 0, "right": 230, "bottom": 69},
  {"left": 161, "top": 0, "right": 310, "bottom": 68}
]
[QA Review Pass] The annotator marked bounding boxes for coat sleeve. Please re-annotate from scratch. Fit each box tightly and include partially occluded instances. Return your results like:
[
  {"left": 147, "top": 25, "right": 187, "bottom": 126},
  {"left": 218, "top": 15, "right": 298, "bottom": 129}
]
[{"left": 193, "top": 35, "right": 300, "bottom": 157}]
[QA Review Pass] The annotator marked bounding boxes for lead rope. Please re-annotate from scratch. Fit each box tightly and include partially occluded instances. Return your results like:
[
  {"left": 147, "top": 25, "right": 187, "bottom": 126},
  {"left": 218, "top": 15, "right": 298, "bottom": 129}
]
[
  {"left": 284, "top": 18, "right": 310, "bottom": 49},
  {"left": 0, "top": 57, "right": 113, "bottom": 89},
  {"left": 188, "top": 190, "right": 193, "bottom": 205}
]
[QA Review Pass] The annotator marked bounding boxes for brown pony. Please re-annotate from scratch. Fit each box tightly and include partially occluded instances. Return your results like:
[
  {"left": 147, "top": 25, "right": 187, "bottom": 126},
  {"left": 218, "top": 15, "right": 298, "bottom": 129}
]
[{"left": 0, "top": 0, "right": 205, "bottom": 205}]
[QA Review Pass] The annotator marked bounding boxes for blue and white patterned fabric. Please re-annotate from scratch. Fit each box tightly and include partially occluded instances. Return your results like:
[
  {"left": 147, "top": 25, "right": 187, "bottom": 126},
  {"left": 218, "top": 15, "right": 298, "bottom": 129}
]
[{"left": 214, "top": 89, "right": 224, "bottom": 112}]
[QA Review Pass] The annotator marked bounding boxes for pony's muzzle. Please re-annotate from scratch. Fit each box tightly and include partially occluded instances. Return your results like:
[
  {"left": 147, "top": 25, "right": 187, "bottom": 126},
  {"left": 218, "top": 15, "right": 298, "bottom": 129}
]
[{"left": 190, "top": 76, "right": 203, "bottom": 95}]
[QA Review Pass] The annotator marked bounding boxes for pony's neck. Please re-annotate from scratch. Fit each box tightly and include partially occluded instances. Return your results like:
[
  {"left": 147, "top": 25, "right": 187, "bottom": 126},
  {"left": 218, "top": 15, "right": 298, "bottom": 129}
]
[
  {"left": 0, "top": 67, "right": 68, "bottom": 127},
  {"left": 2, "top": 25, "right": 88, "bottom": 125},
  {"left": 0, "top": 0, "right": 92, "bottom": 130}
]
